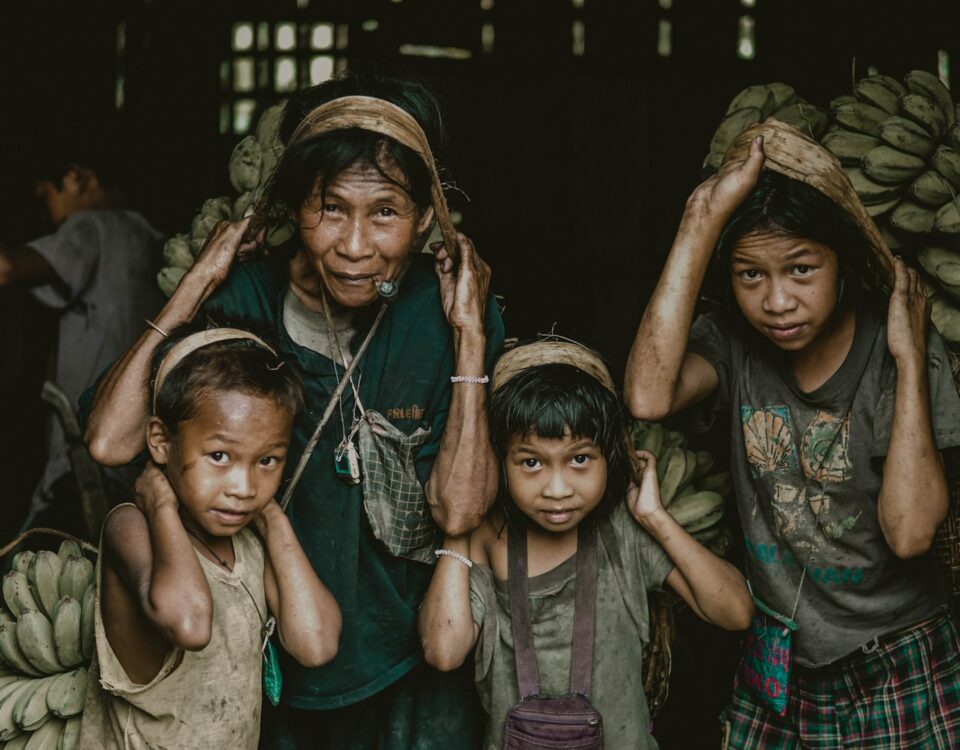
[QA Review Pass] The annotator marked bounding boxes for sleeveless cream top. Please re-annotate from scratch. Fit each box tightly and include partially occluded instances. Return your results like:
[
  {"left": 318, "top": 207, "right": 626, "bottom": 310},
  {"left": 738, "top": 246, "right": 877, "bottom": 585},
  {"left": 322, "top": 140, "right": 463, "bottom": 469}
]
[{"left": 79, "top": 506, "right": 266, "bottom": 749}]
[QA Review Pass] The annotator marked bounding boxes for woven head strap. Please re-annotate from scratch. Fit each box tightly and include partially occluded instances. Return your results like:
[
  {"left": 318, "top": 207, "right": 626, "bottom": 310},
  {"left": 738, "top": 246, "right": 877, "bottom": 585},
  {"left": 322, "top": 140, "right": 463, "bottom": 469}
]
[
  {"left": 723, "top": 119, "right": 895, "bottom": 287},
  {"left": 152, "top": 328, "right": 277, "bottom": 414},
  {"left": 262, "top": 94, "right": 459, "bottom": 264},
  {"left": 491, "top": 339, "right": 616, "bottom": 395}
]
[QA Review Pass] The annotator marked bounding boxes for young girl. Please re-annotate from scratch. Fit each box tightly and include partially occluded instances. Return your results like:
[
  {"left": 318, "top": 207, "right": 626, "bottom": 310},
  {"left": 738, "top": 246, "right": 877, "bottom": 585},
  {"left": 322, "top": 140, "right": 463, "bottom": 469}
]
[
  {"left": 626, "top": 123, "right": 960, "bottom": 748},
  {"left": 79, "top": 326, "right": 341, "bottom": 749},
  {"left": 418, "top": 341, "right": 753, "bottom": 749}
]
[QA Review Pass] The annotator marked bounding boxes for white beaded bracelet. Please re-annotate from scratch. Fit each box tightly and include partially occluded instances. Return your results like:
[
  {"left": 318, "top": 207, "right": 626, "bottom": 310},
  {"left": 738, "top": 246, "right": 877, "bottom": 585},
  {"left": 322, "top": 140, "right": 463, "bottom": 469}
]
[
  {"left": 434, "top": 549, "right": 473, "bottom": 568},
  {"left": 450, "top": 375, "right": 489, "bottom": 384}
]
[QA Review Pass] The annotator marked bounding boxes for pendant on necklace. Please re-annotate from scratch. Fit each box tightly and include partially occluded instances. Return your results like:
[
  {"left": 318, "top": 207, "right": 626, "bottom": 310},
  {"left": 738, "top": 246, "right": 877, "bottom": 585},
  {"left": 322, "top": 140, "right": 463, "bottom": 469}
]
[{"left": 333, "top": 438, "right": 361, "bottom": 485}]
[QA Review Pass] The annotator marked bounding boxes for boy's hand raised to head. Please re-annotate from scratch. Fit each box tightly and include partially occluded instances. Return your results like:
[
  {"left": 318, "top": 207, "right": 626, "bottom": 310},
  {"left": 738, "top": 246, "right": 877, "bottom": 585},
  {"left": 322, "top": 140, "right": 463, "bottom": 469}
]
[
  {"left": 677, "top": 136, "right": 765, "bottom": 247},
  {"left": 627, "top": 450, "right": 665, "bottom": 522},
  {"left": 133, "top": 462, "right": 179, "bottom": 516},
  {"left": 887, "top": 257, "right": 930, "bottom": 367}
]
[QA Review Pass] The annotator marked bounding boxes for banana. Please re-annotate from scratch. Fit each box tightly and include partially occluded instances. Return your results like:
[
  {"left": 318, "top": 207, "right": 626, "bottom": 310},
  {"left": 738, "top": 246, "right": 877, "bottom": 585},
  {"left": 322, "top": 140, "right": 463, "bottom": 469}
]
[
  {"left": 4, "top": 574, "right": 40, "bottom": 619},
  {"left": 889, "top": 199, "right": 937, "bottom": 234},
  {"left": 11, "top": 554, "right": 34, "bottom": 577},
  {"left": 57, "top": 559, "right": 92, "bottom": 605},
  {"left": 822, "top": 131, "right": 880, "bottom": 165},
  {"left": 14, "top": 676, "right": 52, "bottom": 731},
  {"left": 59, "top": 716, "right": 80, "bottom": 750},
  {"left": 766, "top": 82, "right": 797, "bottom": 110},
  {"left": 833, "top": 101, "right": 888, "bottom": 137},
  {"left": 862, "top": 145, "right": 925, "bottom": 184},
  {"left": 726, "top": 85, "right": 776, "bottom": 118},
  {"left": 904, "top": 69, "right": 955, "bottom": 127},
  {"left": 932, "top": 146, "right": 960, "bottom": 191},
  {"left": 656, "top": 446, "right": 677, "bottom": 484},
  {"left": 679, "top": 450, "right": 698, "bottom": 490},
  {"left": 691, "top": 525, "right": 725, "bottom": 545},
  {"left": 770, "top": 102, "right": 828, "bottom": 138},
  {"left": 934, "top": 201, "right": 960, "bottom": 234},
  {"left": 878, "top": 115, "right": 937, "bottom": 159},
  {"left": 948, "top": 124, "right": 960, "bottom": 153},
  {"left": 694, "top": 451, "right": 715, "bottom": 479},
  {"left": 55, "top": 544, "right": 80, "bottom": 569},
  {"left": 830, "top": 95, "right": 857, "bottom": 110},
  {"left": 846, "top": 167, "right": 905, "bottom": 204},
  {"left": 51, "top": 599, "right": 82, "bottom": 671},
  {"left": 899, "top": 93, "right": 946, "bottom": 140},
  {"left": 869, "top": 73, "right": 906, "bottom": 96},
  {"left": 5, "top": 730, "right": 30, "bottom": 749},
  {"left": 698, "top": 471, "right": 733, "bottom": 497},
  {"left": 27, "top": 554, "right": 61, "bottom": 622},
  {"left": 658, "top": 450, "right": 688, "bottom": 508},
  {"left": 157, "top": 266, "right": 186, "bottom": 298},
  {"left": 0, "top": 625, "right": 41, "bottom": 677},
  {"left": 668, "top": 491, "right": 725, "bottom": 532},
  {"left": 640, "top": 422, "right": 664, "bottom": 457},
  {"left": 16, "top": 611, "right": 62, "bottom": 675},
  {"left": 855, "top": 77, "right": 900, "bottom": 114},
  {"left": 918, "top": 246, "right": 960, "bottom": 286},
  {"left": 0, "top": 679, "right": 36, "bottom": 740},
  {"left": 24, "top": 716, "right": 64, "bottom": 749},
  {"left": 865, "top": 196, "right": 900, "bottom": 218},
  {"left": 79, "top": 587, "right": 94, "bottom": 663},
  {"left": 930, "top": 292, "right": 960, "bottom": 342},
  {"left": 162, "top": 235, "right": 194, "bottom": 271},
  {"left": 703, "top": 107, "right": 763, "bottom": 171},
  {"left": 46, "top": 668, "right": 86, "bottom": 720},
  {"left": 0, "top": 610, "right": 15, "bottom": 627},
  {"left": 910, "top": 171, "right": 954, "bottom": 207}
]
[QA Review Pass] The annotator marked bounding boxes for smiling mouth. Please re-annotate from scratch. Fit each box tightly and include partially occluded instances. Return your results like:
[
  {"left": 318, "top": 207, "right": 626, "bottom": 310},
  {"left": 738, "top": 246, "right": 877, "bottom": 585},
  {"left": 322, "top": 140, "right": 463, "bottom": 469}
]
[
  {"left": 331, "top": 272, "right": 378, "bottom": 286},
  {"left": 541, "top": 509, "right": 577, "bottom": 524}
]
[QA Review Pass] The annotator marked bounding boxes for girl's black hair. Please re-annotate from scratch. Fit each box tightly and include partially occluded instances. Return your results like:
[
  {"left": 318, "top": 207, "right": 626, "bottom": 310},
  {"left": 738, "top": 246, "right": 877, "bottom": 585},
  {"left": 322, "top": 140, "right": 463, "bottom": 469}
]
[
  {"left": 489, "top": 363, "right": 630, "bottom": 530},
  {"left": 149, "top": 322, "right": 304, "bottom": 432},
  {"left": 266, "top": 70, "right": 445, "bottom": 227},
  {"left": 710, "top": 170, "right": 890, "bottom": 323}
]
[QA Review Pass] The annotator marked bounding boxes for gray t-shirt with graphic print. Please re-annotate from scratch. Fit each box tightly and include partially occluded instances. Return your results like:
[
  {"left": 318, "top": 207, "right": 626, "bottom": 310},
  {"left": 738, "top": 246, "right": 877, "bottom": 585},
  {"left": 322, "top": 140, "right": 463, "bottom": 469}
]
[{"left": 688, "top": 309, "right": 960, "bottom": 667}]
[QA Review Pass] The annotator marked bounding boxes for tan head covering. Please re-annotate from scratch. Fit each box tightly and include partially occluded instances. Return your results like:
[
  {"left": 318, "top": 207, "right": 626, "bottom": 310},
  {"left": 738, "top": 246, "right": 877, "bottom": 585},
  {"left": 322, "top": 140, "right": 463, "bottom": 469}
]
[
  {"left": 491, "top": 339, "right": 616, "bottom": 395},
  {"left": 723, "top": 119, "right": 895, "bottom": 286},
  {"left": 153, "top": 328, "right": 277, "bottom": 413},
  {"left": 257, "top": 94, "right": 459, "bottom": 263}
]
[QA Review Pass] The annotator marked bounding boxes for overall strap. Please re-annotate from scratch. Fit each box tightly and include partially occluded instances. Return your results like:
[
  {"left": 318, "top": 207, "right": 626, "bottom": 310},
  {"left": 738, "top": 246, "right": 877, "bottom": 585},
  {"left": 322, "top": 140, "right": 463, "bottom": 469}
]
[
  {"left": 507, "top": 519, "right": 600, "bottom": 700},
  {"left": 508, "top": 524, "right": 541, "bottom": 699},
  {"left": 569, "top": 518, "right": 598, "bottom": 697}
]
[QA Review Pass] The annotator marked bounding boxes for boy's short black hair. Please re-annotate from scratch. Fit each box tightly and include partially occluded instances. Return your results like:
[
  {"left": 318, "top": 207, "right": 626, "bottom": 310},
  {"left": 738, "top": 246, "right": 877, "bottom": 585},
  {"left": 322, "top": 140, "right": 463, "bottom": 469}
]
[
  {"left": 489, "top": 363, "right": 630, "bottom": 529},
  {"left": 149, "top": 322, "right": 304, "bottom": 432}
]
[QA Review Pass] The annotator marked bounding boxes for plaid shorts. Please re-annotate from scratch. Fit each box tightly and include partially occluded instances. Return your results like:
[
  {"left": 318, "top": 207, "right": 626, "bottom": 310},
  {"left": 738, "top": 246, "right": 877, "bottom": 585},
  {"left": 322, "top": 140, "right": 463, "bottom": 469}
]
[{"left": 721, "top": 614, "right": 960, "bottom": 750}]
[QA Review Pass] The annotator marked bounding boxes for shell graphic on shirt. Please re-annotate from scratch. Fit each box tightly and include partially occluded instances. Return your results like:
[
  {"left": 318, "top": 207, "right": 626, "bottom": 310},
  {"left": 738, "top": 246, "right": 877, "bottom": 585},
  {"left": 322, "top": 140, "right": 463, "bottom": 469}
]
[
  {"left": 741, "top": 406, "right": 800, "bottom": 477},
  {"left": 800, "top": 410, "right": 853, "bottom": 483}
]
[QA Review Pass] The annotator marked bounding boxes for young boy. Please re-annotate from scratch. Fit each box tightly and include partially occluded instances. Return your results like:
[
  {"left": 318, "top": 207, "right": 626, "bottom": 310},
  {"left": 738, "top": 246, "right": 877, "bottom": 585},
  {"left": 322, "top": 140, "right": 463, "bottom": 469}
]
[{"left": 79, "top": 327, "right": 341, "bottom": 749}]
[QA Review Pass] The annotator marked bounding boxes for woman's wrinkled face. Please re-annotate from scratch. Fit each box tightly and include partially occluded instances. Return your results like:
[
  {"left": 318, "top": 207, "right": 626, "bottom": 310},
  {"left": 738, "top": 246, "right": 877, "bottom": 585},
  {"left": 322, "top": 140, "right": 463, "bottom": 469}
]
[
  {"left": 294, "top": 157, "right": 433, "bottom": 309},
  {"left": 730, "top": 231, "right": 842, "bottom": 352}
]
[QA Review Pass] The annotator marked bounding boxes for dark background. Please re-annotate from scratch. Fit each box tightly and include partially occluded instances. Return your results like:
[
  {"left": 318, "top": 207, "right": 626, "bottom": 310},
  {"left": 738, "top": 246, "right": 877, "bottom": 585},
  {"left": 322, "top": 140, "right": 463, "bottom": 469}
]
[{"left": 2, "top": 1, "right": 959, "bottom": 746}]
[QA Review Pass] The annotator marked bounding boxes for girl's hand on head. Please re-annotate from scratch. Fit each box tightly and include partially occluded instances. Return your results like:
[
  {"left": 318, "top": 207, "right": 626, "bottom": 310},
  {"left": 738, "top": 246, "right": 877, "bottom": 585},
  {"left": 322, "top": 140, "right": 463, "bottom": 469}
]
[
  {"left": 887, "top": 257, "right": 930, "bottom": 366},
  {"left": 432, "top": 232, "right": 492, "bottom": 334},
  {"left": 678, "top": 136, "right": 765, "bottom": 243},
  {"left": 192, "top": 217, "right": 255, "bottom": 286},
  {"left": 627, "top": 450, "right": 664, "bottom": 521},
  {"left": 133, "top": 461, "right": 179, "bottom": 516}
]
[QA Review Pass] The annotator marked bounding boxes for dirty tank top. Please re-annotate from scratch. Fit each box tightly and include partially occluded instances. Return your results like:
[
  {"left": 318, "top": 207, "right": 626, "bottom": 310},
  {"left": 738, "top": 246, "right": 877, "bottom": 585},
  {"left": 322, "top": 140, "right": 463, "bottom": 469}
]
[{"left": 79, "top": 505, "right": 266, "bottom": 749}]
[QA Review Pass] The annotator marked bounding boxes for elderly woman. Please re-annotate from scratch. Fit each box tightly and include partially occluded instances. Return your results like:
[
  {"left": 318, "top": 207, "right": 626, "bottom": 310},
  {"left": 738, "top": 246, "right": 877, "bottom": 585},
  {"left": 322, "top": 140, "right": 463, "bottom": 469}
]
[{"left": 84, "top": 73, "right": 503, "bottom": 748}]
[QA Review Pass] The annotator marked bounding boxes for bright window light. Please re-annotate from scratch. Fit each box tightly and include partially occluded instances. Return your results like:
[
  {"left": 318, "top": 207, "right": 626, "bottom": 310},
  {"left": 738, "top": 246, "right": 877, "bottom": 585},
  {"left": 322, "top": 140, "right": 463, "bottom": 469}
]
[
  {"left": 276, "top": 23, "right": 296, "bottom": 51},
  {"left": 310, "top": 56, "right": 335, "bottom": 85},
  {"left": 311, "top": 23, "right": 334, "bottom": 50},
  {"left": 233, "top": 23, "right": 254, "bottom": 51}
]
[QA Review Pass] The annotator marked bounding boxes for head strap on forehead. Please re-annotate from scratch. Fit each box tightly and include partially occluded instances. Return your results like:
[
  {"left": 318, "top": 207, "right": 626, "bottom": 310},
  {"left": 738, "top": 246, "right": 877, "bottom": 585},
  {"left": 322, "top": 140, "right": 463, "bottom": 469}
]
[
  {"left": 153, "top": 328, "right": 277, "bottom": 414},
  {"left": 491, "top": 339, "right": 616, "bottom": 395},
  {"left": 723, "top": 119, "right": 895, "bottom": 285},
  {"left": 286, "top": 94, "right": 459, "bottom": 264}
]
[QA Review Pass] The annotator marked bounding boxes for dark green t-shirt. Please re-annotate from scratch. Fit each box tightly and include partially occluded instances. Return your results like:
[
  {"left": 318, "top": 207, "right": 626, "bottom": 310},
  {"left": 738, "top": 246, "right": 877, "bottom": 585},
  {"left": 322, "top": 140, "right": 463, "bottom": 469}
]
[{"left": 201, "top": 253, "right": 504, "bottom": 709}]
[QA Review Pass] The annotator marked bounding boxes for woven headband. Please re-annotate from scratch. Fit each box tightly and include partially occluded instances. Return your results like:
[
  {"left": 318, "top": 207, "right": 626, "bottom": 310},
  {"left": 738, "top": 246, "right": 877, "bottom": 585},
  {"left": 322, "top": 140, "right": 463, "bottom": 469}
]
[
  {"left": 258, "top": 94, "right": 459, "bottom": 264},
  {"left": 723, "top": 119, "right": 895, "bottom": 286},
  {"left": 152, "top": 328, "right": 277, "bottom": 414},
  {"left": 491, "top": 339, "right": 616, "bottom": 395}
]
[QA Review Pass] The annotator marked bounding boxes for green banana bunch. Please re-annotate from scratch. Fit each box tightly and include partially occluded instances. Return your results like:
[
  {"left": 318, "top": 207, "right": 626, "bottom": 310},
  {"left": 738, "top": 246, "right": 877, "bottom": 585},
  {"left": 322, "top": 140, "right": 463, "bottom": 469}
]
[
  {"left": 4, "top": 574, "right": 40, "bottom": 619},
  {"left": 55, "top": 544, "right": 81, "bottom": 568},
  {"left": 21, "top": 715, "right": 64, "bottom": 748},
  {"left": 27, "top": 554, "right": 61, "bottom": 623},
  {"left": 59, "top": 716, "right": 81, "bottom": 750},
  {"left": 13, "top": 675, "right": 53, "bottom": 731},
  {"left": 832, "top": 100, "right": 888, "bottom": 137},
  {"left": 879, "top": 116, "right": 937, "bottom": 158},
  {"left": 889, "top": 200, "right": 937, "bottom": 234},
  {"left": 862, "top": 145, "right": 926, "bottom": 184},
  {"left": 823, "top": 131, "right": 880, "bottom": 165},
  {"left": 0, "top": 677, "right": 36, "bottom": 740},
  {"left": 10, "top": 555, "right": 34, "bottom": 578},
  {"left": 918, "top": 246, "right": 960, "bottom": 287},
  {"left": 904, "top": 69, "right": 955, "bottom": 127},
  {"left": 934, "top": 202, "right": 960, "bottom": 235},
  {"left": 931, "top": 146, "right": 960, "bottom": 190},
  {"left": 855, "top": 76, "right": 902, "bottom": 115},
  {"left": 79, "top": 588, "right": 94, "bottom": 663},
  {"left": 899, "top": 92, "right": 946, "bottom": 140},
  {"left": 910, "top": 171, "right": 953, "bottom": 206}
]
